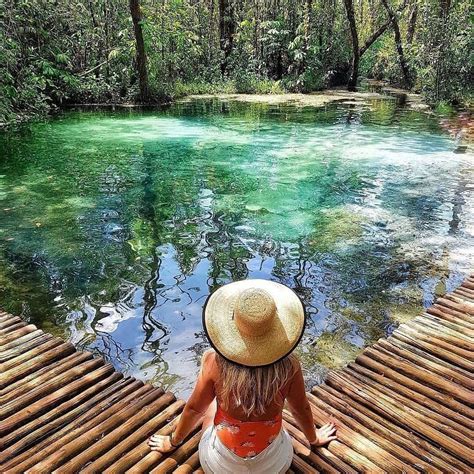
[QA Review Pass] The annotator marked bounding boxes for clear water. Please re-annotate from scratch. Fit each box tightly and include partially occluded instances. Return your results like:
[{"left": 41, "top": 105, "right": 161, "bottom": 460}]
[{"left": 0, "top": 98, "right": 472, "bottom": 397}]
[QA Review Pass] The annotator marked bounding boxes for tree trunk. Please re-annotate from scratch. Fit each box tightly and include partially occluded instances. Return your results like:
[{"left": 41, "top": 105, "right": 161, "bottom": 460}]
[
  {"left": 406, "top": 4, "right": 417, "bottom": 45},
  {"left": 380, "top": 0, "right": 411, "bottom": 87},
  {"left": 359, "top": 0, "right": 408, "bottom": 56},
  {"left": 129, "top": 0, "right": 149, "bottom": 102},
  {"left": 344, "top": 0, "right": 359, "bottom": 91},
  {"left": 218, "top": 0, "right": 235, "bottom": 76}
]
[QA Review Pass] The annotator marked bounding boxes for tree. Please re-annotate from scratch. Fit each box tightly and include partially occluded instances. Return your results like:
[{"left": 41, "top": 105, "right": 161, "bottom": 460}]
[
  {"left": 343, "top": 0, "right": 360, "bottom": 91},
  {"left": 129, "top": 0, "right": 149, "bottom": 101},
  {"left": 218, "top": 0, "right": 235, "bottom": 76},
  {"left": 380, "top": 0, "right": 411, "bottom": 87}
]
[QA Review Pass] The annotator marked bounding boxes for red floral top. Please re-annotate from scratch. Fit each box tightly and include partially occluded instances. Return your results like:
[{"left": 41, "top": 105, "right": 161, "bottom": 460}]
[{"left": 214, "top": 405, "right": 282, "bottom": 458}]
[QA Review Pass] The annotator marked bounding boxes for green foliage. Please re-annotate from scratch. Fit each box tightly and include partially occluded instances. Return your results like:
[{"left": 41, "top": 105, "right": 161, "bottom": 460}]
[{"left": 0, "top": 0, "right": 471, "bottom": 124}]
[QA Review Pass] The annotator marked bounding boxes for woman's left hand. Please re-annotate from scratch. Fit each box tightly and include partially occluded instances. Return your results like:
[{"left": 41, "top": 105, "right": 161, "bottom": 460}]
[{"left": 148, "top": 434, "right": 175, "bottom": 452}]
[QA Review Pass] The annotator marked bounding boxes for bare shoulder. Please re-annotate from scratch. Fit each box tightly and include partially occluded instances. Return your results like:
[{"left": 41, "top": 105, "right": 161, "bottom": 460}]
[
  {"left": 289, "top": 354, "right": 302, "bottom": 376},
  {"left": 201, "top": 349, "right": 218, "bottom": 378}
]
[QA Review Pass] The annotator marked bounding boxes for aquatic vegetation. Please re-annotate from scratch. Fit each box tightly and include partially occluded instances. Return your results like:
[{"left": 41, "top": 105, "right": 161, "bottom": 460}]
[{"left": 0, "top": 98, "right": 472, "bottom": 396}]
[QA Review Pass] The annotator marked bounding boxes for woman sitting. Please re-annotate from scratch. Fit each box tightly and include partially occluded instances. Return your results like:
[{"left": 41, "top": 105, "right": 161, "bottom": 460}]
[{"left": 149, "top": 279, "right": 337, "bottom": 473}]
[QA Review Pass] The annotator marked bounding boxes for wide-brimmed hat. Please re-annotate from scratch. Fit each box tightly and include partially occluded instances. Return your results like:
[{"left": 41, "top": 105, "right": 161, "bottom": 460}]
[{"left": 202, "top": 279, "right": 306, "bottom": 367}]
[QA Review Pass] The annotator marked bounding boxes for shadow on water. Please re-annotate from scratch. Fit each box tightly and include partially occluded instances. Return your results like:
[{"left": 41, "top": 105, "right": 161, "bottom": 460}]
[{"left": 0, "top": 97, "right": 472, "bottom": 396}]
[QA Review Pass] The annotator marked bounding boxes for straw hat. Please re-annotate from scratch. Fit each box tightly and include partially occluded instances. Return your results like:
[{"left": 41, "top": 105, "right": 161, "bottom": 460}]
[{"left": 202, "top": 279, "right": 306, "bottom": 367}]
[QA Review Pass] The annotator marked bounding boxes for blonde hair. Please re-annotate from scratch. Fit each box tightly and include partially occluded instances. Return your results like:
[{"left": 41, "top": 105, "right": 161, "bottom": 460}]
[{"left": 215, "top": 353, "right": 297, "bottom": 417}]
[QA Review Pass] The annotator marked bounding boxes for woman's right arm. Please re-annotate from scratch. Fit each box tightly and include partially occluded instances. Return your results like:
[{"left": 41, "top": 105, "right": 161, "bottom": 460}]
[{"left": 286, "top": 362, "right": 337, "bottom": 446}]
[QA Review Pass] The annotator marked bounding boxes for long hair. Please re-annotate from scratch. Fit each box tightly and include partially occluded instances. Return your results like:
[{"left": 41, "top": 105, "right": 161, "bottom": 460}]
[{"left": 215, "top": 352, "right": 297, "bottom": 417}]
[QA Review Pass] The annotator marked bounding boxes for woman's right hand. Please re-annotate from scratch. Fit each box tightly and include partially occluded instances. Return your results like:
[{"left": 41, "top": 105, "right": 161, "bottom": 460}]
[{"left": 310, "top": 422, "right": 337, "bottom": 447}]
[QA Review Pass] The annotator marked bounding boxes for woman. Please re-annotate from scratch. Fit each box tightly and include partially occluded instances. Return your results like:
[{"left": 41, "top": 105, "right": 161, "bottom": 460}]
[{"left": 148, "top": 279, "right": 337, "bottom": 473}]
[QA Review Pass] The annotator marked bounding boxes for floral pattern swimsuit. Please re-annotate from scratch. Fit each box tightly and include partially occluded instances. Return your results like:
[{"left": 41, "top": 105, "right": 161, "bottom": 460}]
[{"left": 214, "top": 405, "right": 283, "bottom": 458}]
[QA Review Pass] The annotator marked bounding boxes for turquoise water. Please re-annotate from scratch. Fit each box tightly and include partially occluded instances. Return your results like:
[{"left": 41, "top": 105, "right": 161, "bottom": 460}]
[{"left": 0, "top": 98, "right": 472, "bottom": 396}]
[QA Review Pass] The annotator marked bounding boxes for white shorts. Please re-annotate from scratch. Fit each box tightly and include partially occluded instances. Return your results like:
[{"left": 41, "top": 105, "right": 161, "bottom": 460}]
[{"left": 198, "top": 426, "right": 293, "bottom": 474}]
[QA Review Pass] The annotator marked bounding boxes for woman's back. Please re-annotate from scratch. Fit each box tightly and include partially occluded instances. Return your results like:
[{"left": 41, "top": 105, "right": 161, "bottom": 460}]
[{"left": 206, "top": 350, "right": 296, "bottom": 422}]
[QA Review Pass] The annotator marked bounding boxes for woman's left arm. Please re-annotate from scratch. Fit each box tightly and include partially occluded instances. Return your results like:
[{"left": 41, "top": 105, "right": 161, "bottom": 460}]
[{"left": 148, "top": 350, "right": 216, "bottom": 452}]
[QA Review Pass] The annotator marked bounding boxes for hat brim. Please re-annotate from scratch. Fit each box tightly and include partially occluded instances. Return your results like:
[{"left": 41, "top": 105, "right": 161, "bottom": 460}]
[{"left": 202, "top": 279, "right": 306, "bottom": 367}]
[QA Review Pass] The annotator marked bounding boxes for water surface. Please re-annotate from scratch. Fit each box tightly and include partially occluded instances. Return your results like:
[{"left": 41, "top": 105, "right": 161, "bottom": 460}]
[{"left": 0, "top": 97, "right": 472, "bottom": 396}]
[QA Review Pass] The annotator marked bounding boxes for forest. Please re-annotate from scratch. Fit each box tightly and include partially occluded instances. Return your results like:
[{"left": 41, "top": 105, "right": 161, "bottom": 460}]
[{"left": 0, "top": 0, "right": 472, "bottom": 124}]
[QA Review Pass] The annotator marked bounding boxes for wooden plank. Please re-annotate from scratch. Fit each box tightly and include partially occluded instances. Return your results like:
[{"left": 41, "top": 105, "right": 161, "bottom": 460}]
[
  {"left": 0, "top": 332, "right": 53, "bottom": 363},
  {"left": 0, "top": 341, "right": 76, "bottom": 389},
  {"left": 0, "top": 356, "right": 105, "bottom": 419},
  {"left": 82, "top": 400, "right": 185, "bottom": 473},
  {"left": 362, "top": 346, "right": 472, "bottom": 403},
  {"left": 391, "top": 329, "right": 473, "bottom": 371},
  {"left": 27, "top": 386, "right": 164, "bottom": 472},
  {"left": 326, "top": 371, "right": 474, "bottom": 461},
  {"left": 104, "top": 416, "right": 181, "bottom": 473},
  {"left": 150, "top": 430, "right": 202, "bottom": 474},
  {"left": 0, "top": 351, "right": 91, "bottom": 402},
  {"left": 377, "top": 339, "right": 473, "bottom": 389},
  {"left": 0, "top": 380, "right": 147, "bottom": 471},
  {"left": 0, "top": 361, "right": 112, "bottom": 434},
  {"left": 395, "top": 323, "right": 473, "bottom": 360},
  {"left": 55, "top": 391, "right": 175, "bottom": 473},
  {"left": 283, "top": 417, "right": 356, "bottom": 474},
  {"left": 347, "top": 362, "right": 473, "bottom": 430},
  {"left": 342, "top": 367, "right": 473, "bottom": 444},
  {"left": 1, "top": 372, "right": 123, "bottom": 449},
  {"left": 0, "top": 329, "right": 43, "bottom": 354},
  {"left": 0, "top": 324, "right": 37, "bottom": 346},
  {"left": 306, "top": 391, "right": 437, "bottom": 472},
  {"left": 172, "top": 450, "right": 201, "bottom": 474},
  {"left": 312, "top": 384, "right": 472, "bottom": 472},
  {"left": 356, "top": 352, "right": 473, "bottom": 418}
]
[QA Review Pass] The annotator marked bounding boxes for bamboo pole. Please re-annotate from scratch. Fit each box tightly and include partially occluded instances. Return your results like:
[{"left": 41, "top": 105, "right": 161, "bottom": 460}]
[
  {"left": 122, "top": 419, "right": 197, "bottom": 473},
  {"left": 55, "top": 391, "right": 176, "bottom": 473},
  {"left": 326, "top": 371, "right": 474, "bottom": 460},
  {"left": 347, "top": 362, "right": 473, "bottom": 430},
  {"left": 362, "top": 346, "right": 472, "bottom": 403},
  {"left": 0, "top": 316, "right": 22, "bottom": 330},
  {"left": 2, "top": 379, "right": 146, "bottom": 471},
  {"left": 307, "top": 391, "right": 442, "bottom": 472},
  {"left": 0, "top": 322, "right": 26, "bottom": 334},
  {"left": 0, "top": 362, "right": 113, "bottom": 436},
  {"left": 172, "top": 450, "right": 201, "bottom": 474},
  {"left": 422, "top": 312, "right": 474, "bottom": 338},
  {"left": 356, "top": 352, "right": 473, "bottom": 418},
  {"left": 427, "top": 304, "right": 474, "bottom": 328},
  {"left": 150, "top": 430, "right": 202, "bottom": 474},
  {"left": 0, "top": 351, "right": 91, "bottom": 401},
  {"left": 377, "top": 339, "right": 473, "bottom": 388},
  {"left": 0, "top": 324, "right": 38, "bottom": 346},
  {"left": 391, "top": 330, "right": 472, "bottom": 371},
  {"left": 304, "top": 392, "right": 414, "bottom": 472},
  {"left": 312, "top": 384, "right": 470, "bottom": 472},
  {"left": 0, "top": 337, "right": 64, "bottom": 372},
  {"left": 0, "top": 357, "right": 107, "bottom": 423},
  {"left": 395, "top": 323, "right": 473, "bottom": 360},
  {"left": 104, "top": 416, "right": 181, "bottom": 473},
  {"left": 282, "top": 414, "right": 359, "bottom": 473},
  {"left": 0, "top": 342, "right": 76, "bottom": 389},
  {"left": 83, "top": 399, "right": 185, "bottom": 473},
  {"left": 28, "top": 386, "right": 163, "bottom": 472},
  {"left": 1, "top": 372, "right": 122, "bottom": 449},
  {"left": 343, "top": 367, "right": 473, "bottom": 443},
  {"left": 0, "top": 332, "right": 53, "bottom": 363},
  {"left": 0, "top": 329, "right": 43, "bottom": 353}
]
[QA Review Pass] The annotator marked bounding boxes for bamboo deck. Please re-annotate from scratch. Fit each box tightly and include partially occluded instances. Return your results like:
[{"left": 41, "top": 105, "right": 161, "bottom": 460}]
[{"left": 0, "top": 275, "right": 473, "bottom": 473}]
